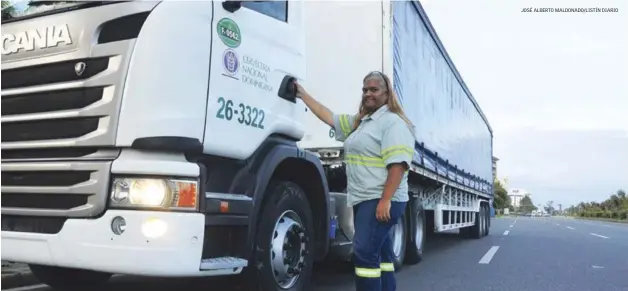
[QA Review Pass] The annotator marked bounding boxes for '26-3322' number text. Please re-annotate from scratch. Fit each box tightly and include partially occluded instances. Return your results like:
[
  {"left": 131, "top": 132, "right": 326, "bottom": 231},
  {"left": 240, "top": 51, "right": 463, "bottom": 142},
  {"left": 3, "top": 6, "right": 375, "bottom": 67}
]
[{"left": 216, "top": 97, "right": 265, "bottom": 129}]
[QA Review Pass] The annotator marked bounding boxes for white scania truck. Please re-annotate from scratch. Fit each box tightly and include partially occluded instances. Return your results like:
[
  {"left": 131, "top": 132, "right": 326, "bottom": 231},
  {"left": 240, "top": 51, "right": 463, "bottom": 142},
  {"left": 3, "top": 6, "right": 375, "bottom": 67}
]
[{"left": 1, "top": 1, "right": 494, "bottom": 290}]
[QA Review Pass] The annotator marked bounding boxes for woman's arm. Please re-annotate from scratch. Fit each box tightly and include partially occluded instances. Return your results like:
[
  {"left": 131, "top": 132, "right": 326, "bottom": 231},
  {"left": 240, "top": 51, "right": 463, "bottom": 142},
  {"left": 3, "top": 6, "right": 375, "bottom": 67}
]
[
  {"left": 381, "top": 119, "right": 416, "bottom": 201},
  {"left": 294, "top": 81, "right": 334, "bottom": 127},
  {"left": 381, "top": 164, "right": 406, "bottom": 202},
  {"left": 377, "top": 117, "right": 416, "bottom": 221}
]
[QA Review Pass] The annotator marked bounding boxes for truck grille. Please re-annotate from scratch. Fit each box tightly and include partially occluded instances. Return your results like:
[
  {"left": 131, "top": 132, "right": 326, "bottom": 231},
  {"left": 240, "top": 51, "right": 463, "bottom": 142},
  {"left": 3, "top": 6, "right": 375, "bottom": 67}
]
[
  {"left": 1, "top": 57, "right": 121, "bottom": 218},
  {"left": 0, "top": 3, "right": 156, "bottom": 223},
  {"left": 1, "top": 55, "right": 122, "bottom": 151},
  {"left": 0, "top": 162, "right": 112, "bottom": 218}
]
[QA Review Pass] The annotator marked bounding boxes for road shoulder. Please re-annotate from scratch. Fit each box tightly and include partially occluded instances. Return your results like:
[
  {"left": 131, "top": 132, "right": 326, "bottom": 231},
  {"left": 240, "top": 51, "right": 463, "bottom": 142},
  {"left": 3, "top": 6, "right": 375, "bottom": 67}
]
[{"left": 572, "top": 217, "right": 628, "bottom": 224}]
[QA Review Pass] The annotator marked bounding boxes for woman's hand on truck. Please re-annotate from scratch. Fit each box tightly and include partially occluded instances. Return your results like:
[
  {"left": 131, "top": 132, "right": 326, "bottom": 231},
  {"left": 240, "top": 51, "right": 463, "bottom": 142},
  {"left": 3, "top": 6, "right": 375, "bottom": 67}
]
[
  {"left": 293, "top": 80, "right": 334, "bottom": 127},
  {"left": 293, "top": 81, "right": 308, "bottom": 99}
]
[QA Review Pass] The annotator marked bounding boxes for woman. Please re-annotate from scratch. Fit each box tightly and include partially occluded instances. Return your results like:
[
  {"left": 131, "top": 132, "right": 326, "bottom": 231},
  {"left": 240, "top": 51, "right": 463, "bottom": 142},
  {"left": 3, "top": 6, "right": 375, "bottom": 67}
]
[{"left": 294, "top": 71, "right": 415, "bottom": 291}]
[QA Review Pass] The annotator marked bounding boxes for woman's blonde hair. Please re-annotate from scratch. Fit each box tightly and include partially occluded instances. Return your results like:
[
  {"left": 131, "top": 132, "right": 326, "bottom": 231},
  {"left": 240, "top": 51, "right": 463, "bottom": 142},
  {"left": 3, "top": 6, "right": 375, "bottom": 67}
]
[{"left": 351, "top": 71, "right": 413, "bottom": 131}]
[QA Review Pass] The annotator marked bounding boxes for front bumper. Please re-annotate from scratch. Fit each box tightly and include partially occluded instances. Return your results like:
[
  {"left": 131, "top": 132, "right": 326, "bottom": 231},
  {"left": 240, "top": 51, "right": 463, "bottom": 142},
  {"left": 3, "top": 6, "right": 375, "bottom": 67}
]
[{"left": 1, "top": 210, "right": 210, "bottom": 277}]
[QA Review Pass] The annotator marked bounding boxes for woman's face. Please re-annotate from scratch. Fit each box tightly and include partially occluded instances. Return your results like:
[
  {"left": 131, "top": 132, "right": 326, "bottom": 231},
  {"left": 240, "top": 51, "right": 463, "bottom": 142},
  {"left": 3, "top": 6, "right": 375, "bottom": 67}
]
[{"left": 361, "top": 77, "right": 388, "bottom": 113}]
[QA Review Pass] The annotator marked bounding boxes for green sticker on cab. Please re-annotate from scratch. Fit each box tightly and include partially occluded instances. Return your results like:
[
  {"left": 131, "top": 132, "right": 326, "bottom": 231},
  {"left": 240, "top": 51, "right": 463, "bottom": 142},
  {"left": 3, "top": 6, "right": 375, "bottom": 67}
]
[{"left": 217, "top": 17, "right": 241, "bottom": 48}]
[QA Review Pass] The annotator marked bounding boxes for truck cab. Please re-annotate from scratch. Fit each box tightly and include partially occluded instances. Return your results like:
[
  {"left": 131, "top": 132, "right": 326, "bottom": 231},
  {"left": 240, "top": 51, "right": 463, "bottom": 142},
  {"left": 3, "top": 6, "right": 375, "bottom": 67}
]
[{"left": 2, "top": 1, "right": 332, "bottom": 290}]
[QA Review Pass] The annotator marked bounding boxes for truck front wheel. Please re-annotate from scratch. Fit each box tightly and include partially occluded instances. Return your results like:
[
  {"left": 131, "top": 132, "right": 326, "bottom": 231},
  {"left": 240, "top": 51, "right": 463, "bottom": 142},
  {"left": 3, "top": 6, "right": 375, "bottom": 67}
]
[
  {"left": 28, "top": 264, "right": 111, "bottom": 290},
  {"left": 250, "top": 180, "right": 315, "bottom": 291}
]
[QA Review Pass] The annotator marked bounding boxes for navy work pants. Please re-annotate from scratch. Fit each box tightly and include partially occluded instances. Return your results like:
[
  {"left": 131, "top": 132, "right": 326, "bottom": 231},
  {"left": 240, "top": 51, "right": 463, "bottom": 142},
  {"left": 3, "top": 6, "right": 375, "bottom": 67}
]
[{"left": 352, "top": 199, "right": 406, "bottom": 291}]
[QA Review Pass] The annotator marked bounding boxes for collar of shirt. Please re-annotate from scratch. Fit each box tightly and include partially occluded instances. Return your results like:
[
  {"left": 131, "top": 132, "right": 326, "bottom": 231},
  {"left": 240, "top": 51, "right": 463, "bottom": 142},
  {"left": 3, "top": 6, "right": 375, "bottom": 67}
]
[{"left": 361, "top": 105, "right": 389, "bottom": 121}]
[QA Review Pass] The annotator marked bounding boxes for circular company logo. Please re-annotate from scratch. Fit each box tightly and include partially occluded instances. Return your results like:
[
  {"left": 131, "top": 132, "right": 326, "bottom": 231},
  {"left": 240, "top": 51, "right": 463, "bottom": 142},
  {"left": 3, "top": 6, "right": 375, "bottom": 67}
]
[
  {"left": 223, "top": 49, "right": 239, "bottom": 76},
  {"left": 217, "top": 18, "right": 241, "bottom": 48}
]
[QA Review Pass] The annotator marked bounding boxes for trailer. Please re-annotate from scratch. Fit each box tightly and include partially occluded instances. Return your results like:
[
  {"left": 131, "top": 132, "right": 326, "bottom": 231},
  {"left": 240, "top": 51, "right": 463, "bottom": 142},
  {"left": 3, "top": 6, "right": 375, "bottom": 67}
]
[{"left": 1, "top": 1, "right": 493, "bottom": 290}]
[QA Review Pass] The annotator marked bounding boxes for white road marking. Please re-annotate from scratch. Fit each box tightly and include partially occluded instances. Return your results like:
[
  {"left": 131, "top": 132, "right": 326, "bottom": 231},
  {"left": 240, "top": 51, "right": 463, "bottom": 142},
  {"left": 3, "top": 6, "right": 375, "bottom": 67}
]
[
  {"left": 592, "top": 265, "right": 604, "bottom": 269},
  {"left": 590, "top": 233, "right": 610, "bottom": 239},
  {"left": 556, "top": 223, "right": 560, "bottom": 226},
  {"left": 4, "top": 284, "right": 47, "bottom": 291},
  {"left": 503, "top": 230, "right": 510, "bottom": 236},
  {"left": 567, "top": 226, "right": 575, "bottom": 230},
  {"left": 478, "top": 246, "right": 500, "bottom": 264}
]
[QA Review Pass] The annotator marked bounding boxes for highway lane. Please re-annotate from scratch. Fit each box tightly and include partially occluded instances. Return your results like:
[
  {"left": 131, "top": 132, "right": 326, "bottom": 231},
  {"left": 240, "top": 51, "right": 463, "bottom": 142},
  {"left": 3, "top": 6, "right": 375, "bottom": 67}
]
[
  {"left": 5, "top": 217, "right": 627, "bottom": 291},
  {"left": 487, "top": 216, "right": 628, "bottom": 291},
  {"left": 545, "top": 216, "right": 628, "bottom": 248}
]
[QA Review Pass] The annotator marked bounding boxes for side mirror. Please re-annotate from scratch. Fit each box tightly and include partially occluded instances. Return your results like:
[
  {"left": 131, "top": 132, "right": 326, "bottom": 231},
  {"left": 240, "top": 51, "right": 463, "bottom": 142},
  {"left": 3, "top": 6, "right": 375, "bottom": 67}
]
[
  {"left": 222, "top": 1, "right": 242, "bottom": 12},
  {"left": 278, "top": 75, "right": 297, "bottom": 103}
]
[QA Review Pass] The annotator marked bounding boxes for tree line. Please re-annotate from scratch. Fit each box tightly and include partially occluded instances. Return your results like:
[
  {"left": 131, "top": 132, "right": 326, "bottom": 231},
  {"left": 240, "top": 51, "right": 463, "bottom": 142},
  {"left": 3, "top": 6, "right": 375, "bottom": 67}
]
[
  {"left": 491, "top": 177, "right": 625, "bottom": 220},
  {"left": 566, "top": 189, "right": 627, "bottom": 220}
]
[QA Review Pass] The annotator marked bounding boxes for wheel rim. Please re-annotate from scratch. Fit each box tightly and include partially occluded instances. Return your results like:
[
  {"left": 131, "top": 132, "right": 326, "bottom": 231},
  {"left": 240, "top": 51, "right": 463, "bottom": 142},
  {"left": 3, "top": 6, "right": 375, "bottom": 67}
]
[
  {"left": 392, "top": 221, "right": 404, "bottom": 258},
  {"left": 415, "top": 212, "right": 424, "bottom": 249},
  {"left": 270, "top": 210, "right": 307, "bottom": 290}
]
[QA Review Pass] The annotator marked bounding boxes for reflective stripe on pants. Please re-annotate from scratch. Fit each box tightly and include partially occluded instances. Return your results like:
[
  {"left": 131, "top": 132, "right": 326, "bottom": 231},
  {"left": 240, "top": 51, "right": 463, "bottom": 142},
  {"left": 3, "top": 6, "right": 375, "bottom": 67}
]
[
  {"left": 380, "top": 262, "right": 395, "bottom": 272},
  {"left": 355, "top": 267, "right": 381, "bottom": 278}
]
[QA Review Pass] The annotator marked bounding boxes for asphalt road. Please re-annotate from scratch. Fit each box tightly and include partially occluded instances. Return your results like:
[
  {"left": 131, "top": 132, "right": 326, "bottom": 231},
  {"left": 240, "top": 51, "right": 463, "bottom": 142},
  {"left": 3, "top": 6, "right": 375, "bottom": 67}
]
[{"left": 5, "top": 216, "right": 628, "bottom": 291}]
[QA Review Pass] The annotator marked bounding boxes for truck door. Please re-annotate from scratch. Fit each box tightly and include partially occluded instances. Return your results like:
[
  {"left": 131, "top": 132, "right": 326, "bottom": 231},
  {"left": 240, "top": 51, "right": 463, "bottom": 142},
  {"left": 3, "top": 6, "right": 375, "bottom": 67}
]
[{"left": 203, "top": 1, "right": 306, "bottom": 159}]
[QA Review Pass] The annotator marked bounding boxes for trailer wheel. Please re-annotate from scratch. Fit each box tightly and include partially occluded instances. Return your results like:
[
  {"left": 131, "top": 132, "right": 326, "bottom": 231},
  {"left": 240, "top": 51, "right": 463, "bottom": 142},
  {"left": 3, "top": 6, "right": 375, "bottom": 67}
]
[
  {"left": 404, "top": 199, "right": 425, "bottom": 265},
  {"left": 470, "top": 204, "right": 485, "bottom": 239},
  {"left": 249, "top": 180, "right": 315, "bottom": 291},
  {"left": 390, "top": 211, "right": 407, "bottom": 271},
  {"left": 29, "top": 265, "right": 111, "bottom": 290}
]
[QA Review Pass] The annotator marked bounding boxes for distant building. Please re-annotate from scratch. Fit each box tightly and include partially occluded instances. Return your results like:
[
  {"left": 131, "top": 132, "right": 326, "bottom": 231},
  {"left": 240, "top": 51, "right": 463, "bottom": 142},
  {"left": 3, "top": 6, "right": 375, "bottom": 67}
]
[
  {"left": 492, "top": 156, "right": 499, "bottom": 181},
  {"left": 508, "top": 188, "right": 530, "bottom": 208}
]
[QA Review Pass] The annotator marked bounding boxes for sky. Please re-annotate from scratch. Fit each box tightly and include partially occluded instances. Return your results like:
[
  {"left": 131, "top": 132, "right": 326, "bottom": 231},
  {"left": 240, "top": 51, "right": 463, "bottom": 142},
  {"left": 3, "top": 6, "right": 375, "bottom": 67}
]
[{"left": 420, "top": 0, "right": 628, "bottom": 208}]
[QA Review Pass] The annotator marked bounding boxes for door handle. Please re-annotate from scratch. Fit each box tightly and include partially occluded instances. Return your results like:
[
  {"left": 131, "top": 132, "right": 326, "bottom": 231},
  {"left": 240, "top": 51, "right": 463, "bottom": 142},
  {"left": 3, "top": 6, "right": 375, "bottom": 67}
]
[
  {"left": 278, "top": 75, "right": 297, "bottom": 103},
  {"left": 222, "top": 1, "right": 242, "bottom": 12}
]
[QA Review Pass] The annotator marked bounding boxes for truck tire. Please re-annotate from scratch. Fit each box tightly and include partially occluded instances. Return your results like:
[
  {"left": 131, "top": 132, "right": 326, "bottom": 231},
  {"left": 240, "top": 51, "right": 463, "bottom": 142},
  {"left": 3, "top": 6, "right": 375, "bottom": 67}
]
[
  {"left": 404, "top": 199, "right": 425, "bottom": 265},
  {"left": 28, "top": 265, "right": 111, "bottom": 290},
  {"left": 390, "top": 211, "right": 407, "bottom": 271},
  {"left": 483, "top": 204, "right": 490, "bottom": 236},
  {"left": 470, "top": 204, "right": 485, "bottom": 239},
  {"left": 249, "top": 180, "right": 315, "bottom": 291}
]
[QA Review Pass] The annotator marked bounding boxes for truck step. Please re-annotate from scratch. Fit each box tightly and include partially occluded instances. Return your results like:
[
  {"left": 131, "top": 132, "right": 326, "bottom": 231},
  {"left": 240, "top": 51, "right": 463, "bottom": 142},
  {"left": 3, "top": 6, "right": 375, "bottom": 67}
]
[{"left": 200, "top": 257, "right": 248, "bottom": 270}]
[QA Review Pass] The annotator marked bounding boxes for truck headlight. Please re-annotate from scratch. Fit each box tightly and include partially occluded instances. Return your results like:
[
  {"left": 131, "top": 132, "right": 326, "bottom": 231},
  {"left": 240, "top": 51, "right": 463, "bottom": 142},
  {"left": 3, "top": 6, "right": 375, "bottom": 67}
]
[{"left": 110, "top": 178, "right": 198, "bottom": 210}]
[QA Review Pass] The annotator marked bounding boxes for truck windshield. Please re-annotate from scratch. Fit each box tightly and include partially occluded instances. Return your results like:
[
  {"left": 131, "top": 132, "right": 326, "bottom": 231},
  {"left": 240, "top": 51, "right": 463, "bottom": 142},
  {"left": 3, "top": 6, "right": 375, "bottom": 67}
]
[{"left": 1, "top": 1, "right": 118, "bottom": 23}]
